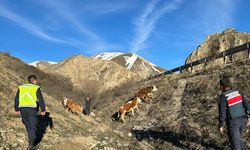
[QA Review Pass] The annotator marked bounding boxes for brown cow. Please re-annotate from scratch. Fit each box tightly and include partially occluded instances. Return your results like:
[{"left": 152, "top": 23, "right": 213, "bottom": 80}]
[
  {"left": 112, "top": 97, "right": 142, "bottom": 122},
  {"left": 62, "top": 97, "right": 84, "bottom": 115},
  {"left": 135, "top": 85, "right": 158, "bottom": 101}
]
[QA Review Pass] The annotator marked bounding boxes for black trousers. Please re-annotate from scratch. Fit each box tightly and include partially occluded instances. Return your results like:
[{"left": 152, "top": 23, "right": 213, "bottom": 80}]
[
  {"left": 20, "top": 108, "right": 38, "bottom": 146},
  {"left": 228, "top": 118, "right": 248, "bottom": 150},
  {"left": 85, "top": 100, "right": 90, "bottom": 115}
]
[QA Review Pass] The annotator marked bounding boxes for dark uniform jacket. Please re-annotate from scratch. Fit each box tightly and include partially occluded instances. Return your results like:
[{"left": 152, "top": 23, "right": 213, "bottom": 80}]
[{"left": 219, "top": 89, "right": 250, "bottom": 128}]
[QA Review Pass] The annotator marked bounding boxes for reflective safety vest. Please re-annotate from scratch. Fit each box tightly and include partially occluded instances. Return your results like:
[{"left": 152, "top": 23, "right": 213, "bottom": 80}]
[
  {"left": 18, "top": 84, "right": 40, "bottom": 108},
  {"left": 224, "top": 90, "right": 245, "bottom": 119}
]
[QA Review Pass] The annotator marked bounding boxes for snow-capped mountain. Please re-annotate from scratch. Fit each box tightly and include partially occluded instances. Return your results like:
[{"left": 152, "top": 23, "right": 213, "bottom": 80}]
[
  {"left": 29, "top": 52, "right": 165, "bottom": 79},
  {"left": 29, "top": 61, "right": 57, "bottom": 70},
  {"left": 95, "top": 52, "right": 165, "bottom": 79}
]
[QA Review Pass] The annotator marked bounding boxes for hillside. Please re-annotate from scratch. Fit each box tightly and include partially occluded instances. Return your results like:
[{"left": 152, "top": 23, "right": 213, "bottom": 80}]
[
  {"left": 0, "top": 52, "right": 141, "bottom": 150},
  {"left": 40, "top": 55, "right": 140, "bottom": 93},
  {"left": 96, "top": 58, "right": 250, "bottom": 149},
  {"left": 2, "top": 29, "right": 250, "bottom": 150},
  {"left": 2, "top": 51, "right": 250, "bottom": 149}
]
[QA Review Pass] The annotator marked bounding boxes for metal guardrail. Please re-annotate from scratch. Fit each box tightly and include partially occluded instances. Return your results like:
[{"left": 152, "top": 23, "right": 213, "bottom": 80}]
[{"left": 147, "top": 42, "right": 250, "bottom": 80}]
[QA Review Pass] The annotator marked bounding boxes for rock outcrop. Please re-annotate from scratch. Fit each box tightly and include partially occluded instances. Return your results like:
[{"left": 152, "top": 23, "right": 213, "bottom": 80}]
[{"left": 185, "top": 28, "right": 250, "bottom": 71}]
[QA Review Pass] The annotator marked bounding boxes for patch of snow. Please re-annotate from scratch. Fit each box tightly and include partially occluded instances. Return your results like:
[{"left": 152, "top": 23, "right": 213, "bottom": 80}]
[
  {"left": 29, "top": 61, "right": 57, "bottom": 67},
  {"left": 95, "top": 52, "right": 161, "bottom": 72},
  {"left": 151, "top": 65, "right": 161, "bottom": 73},
  {"left": 124, "top": 54, "right": 138, "bottom": 70},
  {"left": 139, "top": 56, "right": 157, "bottom": 66},
  {"left": 95, "top": 52, "right": 123, "bottom": 60},
  {"left": 29, "top": 61, "right": 41, "bottom": 67},
  {"left": 140, "top": 59, "right": 160, "bottom": 72},
  {"left": 47, "top": 61, "right": 57, "bottom": 65},
  {"left": 138, "top": 56, "right": 160, "bottom": 72},
  {"left": 141, "top": 61, "right": 146, "bottom": 68}
]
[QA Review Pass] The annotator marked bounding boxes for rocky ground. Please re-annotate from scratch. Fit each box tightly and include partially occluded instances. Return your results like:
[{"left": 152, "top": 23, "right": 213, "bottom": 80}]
[
  {"left": 96, "top": 58, "right": 250, "bottom": 150},
  {"left": 1, "top": 51, "right": 250, "bottom": 150},
  {"left": 0, "top": 53, "right": 136, "bottom": 150}
]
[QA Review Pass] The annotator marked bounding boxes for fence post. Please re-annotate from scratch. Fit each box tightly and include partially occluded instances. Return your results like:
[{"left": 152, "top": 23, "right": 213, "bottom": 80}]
[
  {"left": 247, "top": 43, "right": 250, "bottom": 58},
  {"left": 223, "top": 51, "right": 226, "bottom": 64},
  {"left": 204, "top": 58, "right": 207, "bottom": 66},
  {"left": 204, "top": 58, "right": 207, "bottom": 71},
  {"left": 144, "top": 43, "right": 248, "bottom": 81},
  {"left": 190, "top": 63, "right": 193, "bottom": 73}
]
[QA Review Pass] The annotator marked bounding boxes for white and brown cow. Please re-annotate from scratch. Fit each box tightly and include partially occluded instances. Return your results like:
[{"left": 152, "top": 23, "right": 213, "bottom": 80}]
[
  {"left": 62, "top": 97, "right": 84, "bottom": 115},
  {"left": 112, "top": 97, "right": 142, "bottom": 122},
  {"left": 135, "top": 85, "right": 158, "bottom": 102}
]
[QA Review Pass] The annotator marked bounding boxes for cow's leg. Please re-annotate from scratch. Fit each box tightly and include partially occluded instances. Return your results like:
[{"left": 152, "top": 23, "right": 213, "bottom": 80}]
[
  {"left": 75, "top": 110, "right": 79, "bottom": 115},
  {"left": 148, "top": 93, "right": 153, "bottom": 99},
  {"left": 136, "top": 105, "right": 139, "bottom": 111},
  {"left": 120, "top": 112, "right": 125, "bottom": 122},
  {"left": 71, "top": 108, "right": 77, "bottom": 115},
  {"left": 131, "top": 108, "right": 134, "bottom": 117},
  {"left": 135, "top": 105, "right": 139, "bottom": 113},
  {"left": 134, "top": 105, "right": 140, "bottom": 114},
  {"left": 68, "top": 108, "right": 73, "bottom": 114}
]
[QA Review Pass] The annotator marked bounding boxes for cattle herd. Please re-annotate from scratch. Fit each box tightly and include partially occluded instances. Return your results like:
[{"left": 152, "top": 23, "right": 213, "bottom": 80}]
[
  {"left": 61, "top": 85, "right": 158, "bottom": 123},
  {"left": 112, "top": 85, "right": 157, "bottom": 122}
]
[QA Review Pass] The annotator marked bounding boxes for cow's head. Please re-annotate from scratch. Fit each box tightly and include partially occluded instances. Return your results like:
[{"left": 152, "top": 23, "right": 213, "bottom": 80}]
[
  {"left": 62, "top": 97, "right": 68, "bottom": 106},
  {"left": 152, "top": 85, "right": 158, "bottom": 92}
]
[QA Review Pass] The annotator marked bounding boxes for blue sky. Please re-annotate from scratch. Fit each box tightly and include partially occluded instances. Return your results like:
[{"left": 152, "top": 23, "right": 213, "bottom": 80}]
[{"left": 0, "top": 0, "right": 250, "bottom": 69}]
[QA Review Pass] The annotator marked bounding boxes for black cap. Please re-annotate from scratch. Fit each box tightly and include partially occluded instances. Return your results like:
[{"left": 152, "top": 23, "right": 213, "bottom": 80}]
[
  {"left": 219, "top": 77, "right": 231, "bottom": 88},
  {"left": 28, "top": 75, "right": 37, "bottom": 83}
]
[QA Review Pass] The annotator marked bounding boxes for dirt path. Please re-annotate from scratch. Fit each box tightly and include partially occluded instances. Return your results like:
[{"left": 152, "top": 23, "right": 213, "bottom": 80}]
[{"left": 168, "top": 79, "right": 187, "bottom": 125}]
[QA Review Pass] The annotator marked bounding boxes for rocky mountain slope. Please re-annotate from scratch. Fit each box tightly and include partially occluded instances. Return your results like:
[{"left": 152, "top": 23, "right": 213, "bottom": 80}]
[
  {"left": 185, "top": 28, "right": 250, "bottom": 71},
  {"left": 96, "top": 58, "right": 250, "bottom": 150},
  {"left": 0, "top": 52, "right": 142, "bottom": 150},
  {"left": 3, "top": 51, "right": 250, "bottom": 150},
  {"left": 2, "top": 28, "right": 250, "bottom": 150},
  {"left": 40, "top": 55, "right": 140, "bottom": 92},
  {"left": 30, "top": 52, "right": 164, "bottom": 80},
  {"left": 95, "top": 52, "right": 165, "bottom": 79}
]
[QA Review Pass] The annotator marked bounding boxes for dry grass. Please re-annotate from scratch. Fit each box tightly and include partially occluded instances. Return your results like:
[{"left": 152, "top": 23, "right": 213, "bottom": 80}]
[{"left": 2, "top": 52, "right": 250, "bottom": 149}]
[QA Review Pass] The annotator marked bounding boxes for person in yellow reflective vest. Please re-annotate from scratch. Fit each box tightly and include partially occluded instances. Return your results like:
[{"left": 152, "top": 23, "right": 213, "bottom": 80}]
[{"left": 14, "top": 75, "right": 46, "bottom": 150}]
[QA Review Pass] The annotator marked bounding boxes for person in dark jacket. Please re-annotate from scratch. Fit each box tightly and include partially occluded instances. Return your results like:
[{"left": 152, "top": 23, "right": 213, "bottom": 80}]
[
  {"left": 218, "top": 77, "right": 250, "bottom": 150},
  {"left": 85, "top": 97, "right": 91, "bottom": 116},
  {"left": 14, "top": 75, "right": 46, "bottom": 150}
]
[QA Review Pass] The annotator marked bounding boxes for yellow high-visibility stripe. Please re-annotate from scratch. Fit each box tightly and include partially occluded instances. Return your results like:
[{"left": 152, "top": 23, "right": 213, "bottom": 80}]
[{"left": 19, "top": 84, "right": 40, "bottom": 108}]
